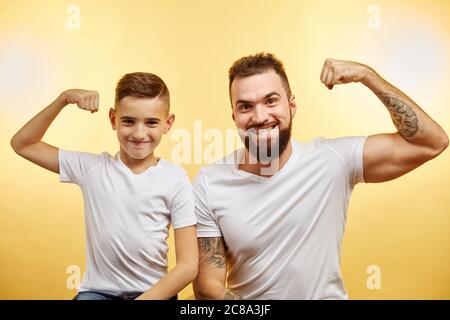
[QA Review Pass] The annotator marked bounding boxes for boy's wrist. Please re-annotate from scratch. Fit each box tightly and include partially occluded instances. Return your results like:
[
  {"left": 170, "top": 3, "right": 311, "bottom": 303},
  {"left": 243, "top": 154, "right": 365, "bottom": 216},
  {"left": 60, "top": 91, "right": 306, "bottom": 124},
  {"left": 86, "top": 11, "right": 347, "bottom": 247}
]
[{"left": 55, "top": 91, "right": 70, "bottom": 108}]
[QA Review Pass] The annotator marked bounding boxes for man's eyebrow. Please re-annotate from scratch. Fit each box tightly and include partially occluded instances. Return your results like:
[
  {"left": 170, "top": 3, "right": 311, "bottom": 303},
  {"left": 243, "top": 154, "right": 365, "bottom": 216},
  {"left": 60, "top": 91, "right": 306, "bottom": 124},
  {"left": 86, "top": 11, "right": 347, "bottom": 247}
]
[
  {"left": 235, "top": 92, "right": 281, "bottom": 105},
  {"left": 264, "top": 92, "right": 281, "bottom": 99}
]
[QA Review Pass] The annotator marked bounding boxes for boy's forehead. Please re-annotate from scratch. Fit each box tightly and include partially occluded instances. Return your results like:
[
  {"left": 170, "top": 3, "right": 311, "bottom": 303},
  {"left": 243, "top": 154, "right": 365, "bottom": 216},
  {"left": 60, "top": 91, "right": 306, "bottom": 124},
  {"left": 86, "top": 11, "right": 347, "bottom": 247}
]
[
  {"left": 231, "top": 70, "right": 285, "bottom": 103},
  {"left": 117, "top": 96, "right": 168, "bottom": 117}
]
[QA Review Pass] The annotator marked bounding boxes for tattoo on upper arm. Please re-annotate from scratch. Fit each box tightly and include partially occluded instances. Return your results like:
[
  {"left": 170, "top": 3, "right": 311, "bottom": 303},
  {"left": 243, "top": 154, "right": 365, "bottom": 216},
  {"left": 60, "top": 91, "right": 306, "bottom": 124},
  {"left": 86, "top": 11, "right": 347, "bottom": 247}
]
[
  {"left": 198, "top": 237, "right": 226, "bottom": 268},
  {"left": 376, "top": 92, "right": 418, "bottom": 138}
]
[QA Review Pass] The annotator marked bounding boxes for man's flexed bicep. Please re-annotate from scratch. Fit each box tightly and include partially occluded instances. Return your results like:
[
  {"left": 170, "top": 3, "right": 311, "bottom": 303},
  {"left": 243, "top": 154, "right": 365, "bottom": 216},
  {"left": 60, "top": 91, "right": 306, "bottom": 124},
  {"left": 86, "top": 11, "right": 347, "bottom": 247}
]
[
  {"left": 363, "top": 133, "right": 440, "bottom": 183},
  {"left": 320, "top": 58, "right": 448, "bottom": 183},
  {"left": 194, "top": 237, "right": 241, "bottom": 300}
]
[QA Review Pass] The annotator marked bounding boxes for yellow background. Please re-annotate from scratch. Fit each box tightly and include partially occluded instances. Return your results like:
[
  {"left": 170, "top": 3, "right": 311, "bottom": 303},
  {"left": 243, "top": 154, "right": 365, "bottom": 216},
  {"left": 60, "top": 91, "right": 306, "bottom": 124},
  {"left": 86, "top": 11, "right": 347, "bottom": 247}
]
[{"left": 1, "top": 0, "right": 449, "bottom": 299}]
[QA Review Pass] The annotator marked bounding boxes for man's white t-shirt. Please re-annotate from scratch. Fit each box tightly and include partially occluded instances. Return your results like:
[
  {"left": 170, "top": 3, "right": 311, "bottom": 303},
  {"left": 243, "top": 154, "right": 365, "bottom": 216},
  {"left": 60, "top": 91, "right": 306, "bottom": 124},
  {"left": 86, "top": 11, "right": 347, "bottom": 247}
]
[
  {"left": 194, "top": 136, "right": 367, "bottom": 300},
  {"left": 59, "top": 149, "right": 196, "bottom": 296}
]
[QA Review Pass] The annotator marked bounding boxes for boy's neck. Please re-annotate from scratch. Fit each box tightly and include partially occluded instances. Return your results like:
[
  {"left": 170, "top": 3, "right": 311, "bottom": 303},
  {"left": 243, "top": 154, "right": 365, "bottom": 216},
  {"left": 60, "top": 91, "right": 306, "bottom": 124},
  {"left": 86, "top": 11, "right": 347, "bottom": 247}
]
[{"left": 119, "top": 150, "right": 160, "bottom": 174}]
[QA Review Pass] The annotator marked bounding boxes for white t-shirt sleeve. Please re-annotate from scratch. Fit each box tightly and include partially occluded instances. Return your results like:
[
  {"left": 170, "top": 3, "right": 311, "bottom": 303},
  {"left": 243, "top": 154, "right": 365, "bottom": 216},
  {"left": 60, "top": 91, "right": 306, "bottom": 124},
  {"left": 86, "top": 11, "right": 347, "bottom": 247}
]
[
  {"left": 193, "top": 170, "right": 222, "bottom": 238},
  {"left": 58, "top": 149, "right": 102, "bottom": 185},
  {"left": 323, "top": 136, "right": 368, "bottom": 186},
  {"left": 170, "top": 173, "right": 197, "bottom": 229}
]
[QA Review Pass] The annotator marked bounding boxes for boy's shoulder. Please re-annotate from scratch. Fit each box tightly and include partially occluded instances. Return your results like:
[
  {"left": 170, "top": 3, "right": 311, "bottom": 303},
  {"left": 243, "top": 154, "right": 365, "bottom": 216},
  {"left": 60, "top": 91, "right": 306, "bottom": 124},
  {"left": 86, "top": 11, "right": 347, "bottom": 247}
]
[{"left": 158, "top": 159, "right": 189, "bottom": 178}]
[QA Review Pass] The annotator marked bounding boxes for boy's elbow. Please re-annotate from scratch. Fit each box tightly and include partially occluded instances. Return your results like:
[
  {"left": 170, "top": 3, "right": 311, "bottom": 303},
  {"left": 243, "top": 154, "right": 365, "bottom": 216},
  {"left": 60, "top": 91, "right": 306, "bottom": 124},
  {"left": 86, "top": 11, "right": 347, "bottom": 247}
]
[
  {"left": 10, "top": 136, "right": 22, "bottom": 154},
  {"left": 189, "top": 260, "right": 199, "bottom": 281},
  {"left": 180, "top": 260, "right": 198, "bottom": 282}
]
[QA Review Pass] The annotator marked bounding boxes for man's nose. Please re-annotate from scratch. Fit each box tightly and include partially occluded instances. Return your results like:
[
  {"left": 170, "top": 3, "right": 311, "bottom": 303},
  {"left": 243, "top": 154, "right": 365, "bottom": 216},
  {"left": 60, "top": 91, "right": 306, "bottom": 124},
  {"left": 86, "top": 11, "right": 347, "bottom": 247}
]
[{"left": 253, "top": 104, "right": 269, "bottom": 125}]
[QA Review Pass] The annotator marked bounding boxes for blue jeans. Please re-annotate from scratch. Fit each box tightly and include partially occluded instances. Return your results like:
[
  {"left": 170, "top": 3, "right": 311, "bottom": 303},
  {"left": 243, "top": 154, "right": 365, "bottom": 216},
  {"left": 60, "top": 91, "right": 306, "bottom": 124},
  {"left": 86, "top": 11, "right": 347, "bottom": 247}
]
[{"left": 73, "top": 291, "right": 178, "bottom": 300}]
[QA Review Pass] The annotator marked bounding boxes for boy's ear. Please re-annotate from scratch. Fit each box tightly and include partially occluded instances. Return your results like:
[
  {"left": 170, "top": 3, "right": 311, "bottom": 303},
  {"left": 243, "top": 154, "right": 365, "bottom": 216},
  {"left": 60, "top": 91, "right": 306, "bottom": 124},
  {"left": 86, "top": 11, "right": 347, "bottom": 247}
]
[
  {"left": 109, "top": 108, "right": 117, "bottom": 130},
  {"left": 163, "top": 113, "right": 175, "bottom": 134}
]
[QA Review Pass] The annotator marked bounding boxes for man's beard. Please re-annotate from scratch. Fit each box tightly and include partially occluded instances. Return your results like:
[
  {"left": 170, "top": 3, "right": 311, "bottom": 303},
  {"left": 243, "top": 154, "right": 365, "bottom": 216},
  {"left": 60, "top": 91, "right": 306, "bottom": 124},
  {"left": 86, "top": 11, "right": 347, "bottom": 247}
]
[{"left": 242, "top": 119, "right": 292, "bottom": 163}]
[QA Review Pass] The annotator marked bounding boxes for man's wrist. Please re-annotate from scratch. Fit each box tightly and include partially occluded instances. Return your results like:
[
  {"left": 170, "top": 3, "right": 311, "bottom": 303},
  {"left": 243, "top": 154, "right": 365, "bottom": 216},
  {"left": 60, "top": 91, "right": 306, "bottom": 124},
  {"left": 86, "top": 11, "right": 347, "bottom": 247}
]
[{"left": 360, "top": 64, "right": 378, "bottom": 86}]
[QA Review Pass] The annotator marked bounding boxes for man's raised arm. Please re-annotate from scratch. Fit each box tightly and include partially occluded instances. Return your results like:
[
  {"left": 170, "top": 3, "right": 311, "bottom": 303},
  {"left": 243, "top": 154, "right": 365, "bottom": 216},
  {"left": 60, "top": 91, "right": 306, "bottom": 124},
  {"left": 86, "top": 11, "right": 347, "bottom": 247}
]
[{"left": 320, "top": 58, "right": 448, "bottom": 183}]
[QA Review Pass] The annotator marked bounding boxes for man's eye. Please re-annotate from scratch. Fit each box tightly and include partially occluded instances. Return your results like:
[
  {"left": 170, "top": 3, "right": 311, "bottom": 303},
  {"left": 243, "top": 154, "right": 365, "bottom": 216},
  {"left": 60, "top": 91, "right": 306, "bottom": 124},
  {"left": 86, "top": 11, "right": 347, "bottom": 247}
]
[
  {"left": 267, "top": 98, "right": 277, "bottom": 104},
  {"left": 122, "top": 120, "right": 134, "bottom": 124},
  {"left": 147, "top": 122, "right": 158, "bottom": 126},
  {"left": 239, "top": 104, "right": 251, "bottom": 111}
]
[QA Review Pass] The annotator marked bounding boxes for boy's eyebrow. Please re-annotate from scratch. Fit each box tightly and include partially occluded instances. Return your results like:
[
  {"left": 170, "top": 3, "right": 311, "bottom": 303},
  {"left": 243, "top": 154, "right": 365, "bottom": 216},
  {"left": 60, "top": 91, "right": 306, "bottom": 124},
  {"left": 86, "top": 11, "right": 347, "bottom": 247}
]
[
  {"left": 120, "top": 116, "right": 161, "bottom": 122},
  {"left": 236, "top": 92, "right": 281, "bottom": 105}
]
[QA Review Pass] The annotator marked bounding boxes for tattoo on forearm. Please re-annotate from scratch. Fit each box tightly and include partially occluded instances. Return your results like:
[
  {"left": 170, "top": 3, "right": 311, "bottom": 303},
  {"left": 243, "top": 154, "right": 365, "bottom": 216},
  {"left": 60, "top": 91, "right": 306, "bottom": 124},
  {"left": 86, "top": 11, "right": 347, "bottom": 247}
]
[
  {"left": 198, "top": 237, "right": 226, "bottom": 268},
  {"left": 224, "top": 289, "right": 242, "bottom": 300},
  {"left": 376, "top": 92, "right": 418, "bottom": 138}
]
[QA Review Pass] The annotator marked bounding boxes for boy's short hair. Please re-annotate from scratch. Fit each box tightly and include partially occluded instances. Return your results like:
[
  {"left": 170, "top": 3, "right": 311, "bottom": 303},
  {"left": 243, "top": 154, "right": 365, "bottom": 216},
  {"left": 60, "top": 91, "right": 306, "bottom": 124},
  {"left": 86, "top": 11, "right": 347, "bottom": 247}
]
[
  {"left": 115, "top": 72, "right": 170, "bottom": 111},
  {"left": 228, "top": 52, "right": 292, "bottom": 101}
]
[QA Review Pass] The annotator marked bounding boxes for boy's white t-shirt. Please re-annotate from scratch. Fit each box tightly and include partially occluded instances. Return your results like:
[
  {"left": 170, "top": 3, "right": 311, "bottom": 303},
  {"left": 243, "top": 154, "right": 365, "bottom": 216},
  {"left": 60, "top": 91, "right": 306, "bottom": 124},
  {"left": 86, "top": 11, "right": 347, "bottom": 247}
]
[
  {"left": 59, "top": 149, "right": 196, "bottom": 296},
  {"left": 194, "top": 136, "right": 367, "bottom": 300}
]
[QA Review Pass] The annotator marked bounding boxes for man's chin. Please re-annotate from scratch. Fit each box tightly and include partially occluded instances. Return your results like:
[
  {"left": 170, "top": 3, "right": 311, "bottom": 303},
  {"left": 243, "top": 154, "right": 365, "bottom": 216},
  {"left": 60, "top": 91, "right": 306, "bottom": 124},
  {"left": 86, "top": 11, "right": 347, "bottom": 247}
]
[{"left": 244, "top": 131, "right": 291, "bottom": 162}]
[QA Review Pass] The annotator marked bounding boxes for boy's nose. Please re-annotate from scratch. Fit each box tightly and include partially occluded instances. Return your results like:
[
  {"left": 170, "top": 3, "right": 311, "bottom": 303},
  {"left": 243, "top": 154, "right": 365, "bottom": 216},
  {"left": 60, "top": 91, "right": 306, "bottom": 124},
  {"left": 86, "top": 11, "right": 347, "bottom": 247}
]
[{"left": 132, "top": 124, "right": 147, "bottom": 139}]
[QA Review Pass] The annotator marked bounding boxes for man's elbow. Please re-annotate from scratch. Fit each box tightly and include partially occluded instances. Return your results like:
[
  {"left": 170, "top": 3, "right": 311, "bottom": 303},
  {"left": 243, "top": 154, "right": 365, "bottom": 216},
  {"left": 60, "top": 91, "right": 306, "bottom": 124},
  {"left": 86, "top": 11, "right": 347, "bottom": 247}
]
[
  {"left": 193, "top": 280, "right": 224, "bottom": 300},
  {"left": 430, "top": 132, "right": 449, "bottom": 158},
  {"left": 440, "top": 132, "right": 449, "bottom": 152},
  {"left": 193, "top": 283, "right": 212, "bottom": 300}
]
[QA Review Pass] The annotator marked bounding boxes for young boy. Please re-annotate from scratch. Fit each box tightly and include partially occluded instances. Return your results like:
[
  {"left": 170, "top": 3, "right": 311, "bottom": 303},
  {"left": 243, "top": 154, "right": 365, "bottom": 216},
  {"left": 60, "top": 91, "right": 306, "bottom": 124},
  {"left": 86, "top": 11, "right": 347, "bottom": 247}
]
[{"left": 10, "top": 72, "right": 198, "bottom": 300}]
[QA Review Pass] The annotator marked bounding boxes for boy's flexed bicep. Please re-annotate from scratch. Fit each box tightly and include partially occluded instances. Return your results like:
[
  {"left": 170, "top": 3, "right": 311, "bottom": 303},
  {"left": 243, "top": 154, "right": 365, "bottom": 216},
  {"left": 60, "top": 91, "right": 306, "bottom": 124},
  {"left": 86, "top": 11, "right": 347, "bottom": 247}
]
[{"left": 14, "top": 141, "right": 60, "bottom": 173}]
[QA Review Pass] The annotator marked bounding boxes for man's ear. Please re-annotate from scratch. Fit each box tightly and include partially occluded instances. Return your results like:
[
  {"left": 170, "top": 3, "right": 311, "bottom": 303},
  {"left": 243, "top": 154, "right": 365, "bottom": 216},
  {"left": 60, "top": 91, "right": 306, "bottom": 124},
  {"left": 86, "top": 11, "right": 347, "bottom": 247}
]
[
  {"left": 163, "top": 113, "right": 175, "bottom": 134},
  {"left": 289, "top": 95, "right": 298, "bottom": 119},
  {"left": 231, "top": 105, "right": 235, "bottom": 122},
  {"left": 109, "top": 108, "right": 117, "bottom": 130}
]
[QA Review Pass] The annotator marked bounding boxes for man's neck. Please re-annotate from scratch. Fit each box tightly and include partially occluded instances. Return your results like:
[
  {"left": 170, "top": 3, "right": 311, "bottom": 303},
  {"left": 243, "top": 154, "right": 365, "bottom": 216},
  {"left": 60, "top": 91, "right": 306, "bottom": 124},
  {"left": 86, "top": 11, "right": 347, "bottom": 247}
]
[{"left": 238, "top": 140, "right": 293, "bottom": 177}]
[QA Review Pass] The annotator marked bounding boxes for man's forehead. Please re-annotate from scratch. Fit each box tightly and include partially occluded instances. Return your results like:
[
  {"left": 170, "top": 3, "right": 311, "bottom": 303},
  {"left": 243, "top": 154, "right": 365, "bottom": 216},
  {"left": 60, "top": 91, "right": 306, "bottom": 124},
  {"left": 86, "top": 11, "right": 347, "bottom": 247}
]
[{"left": 231, "top": 70, "right": 284, "bottom": 102}]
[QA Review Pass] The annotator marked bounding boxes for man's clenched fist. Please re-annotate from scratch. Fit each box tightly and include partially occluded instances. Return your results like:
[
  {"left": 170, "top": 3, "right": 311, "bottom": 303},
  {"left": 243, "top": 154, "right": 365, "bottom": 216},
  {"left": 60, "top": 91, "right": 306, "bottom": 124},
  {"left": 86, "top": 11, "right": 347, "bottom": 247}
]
[{"left": 320, "top": 58, "right": 372, "bottom": 90}]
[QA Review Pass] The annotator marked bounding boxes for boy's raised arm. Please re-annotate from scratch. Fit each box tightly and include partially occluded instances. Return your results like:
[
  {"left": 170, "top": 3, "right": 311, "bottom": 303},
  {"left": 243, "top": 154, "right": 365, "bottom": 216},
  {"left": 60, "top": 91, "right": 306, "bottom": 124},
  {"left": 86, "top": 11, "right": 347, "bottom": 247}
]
[{"left": 10, "top": 89, "right": 99, "bottom": 173}]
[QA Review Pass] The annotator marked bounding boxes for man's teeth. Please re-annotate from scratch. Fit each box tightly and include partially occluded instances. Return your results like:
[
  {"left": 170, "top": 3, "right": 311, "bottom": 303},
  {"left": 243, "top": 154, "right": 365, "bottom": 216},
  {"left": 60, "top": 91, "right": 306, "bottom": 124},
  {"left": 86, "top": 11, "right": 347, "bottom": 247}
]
[{"left": 256, "top": 125, "right": 277, "bottom": 133}]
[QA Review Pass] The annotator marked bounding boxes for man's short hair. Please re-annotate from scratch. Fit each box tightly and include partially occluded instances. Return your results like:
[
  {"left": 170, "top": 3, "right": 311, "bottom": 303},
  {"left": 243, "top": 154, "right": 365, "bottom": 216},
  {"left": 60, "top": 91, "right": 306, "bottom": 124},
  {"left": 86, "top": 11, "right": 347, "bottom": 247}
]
[
  {"left": 228, "top": 52, "right": 292, "bottom": 101},
  {"left": 115, "top": 72, "right": 170, "bottom": 110}
]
